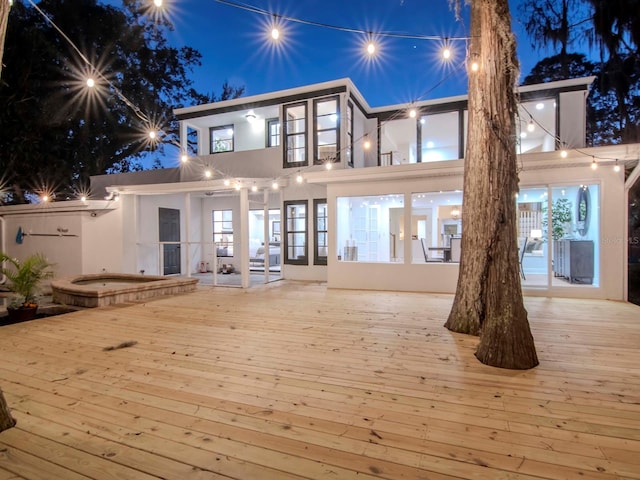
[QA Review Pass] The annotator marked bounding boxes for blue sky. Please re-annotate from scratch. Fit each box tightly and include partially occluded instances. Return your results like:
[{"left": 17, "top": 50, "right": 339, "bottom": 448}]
[{"left": 155, "top": 0, "right": 545, "bottom": 107}]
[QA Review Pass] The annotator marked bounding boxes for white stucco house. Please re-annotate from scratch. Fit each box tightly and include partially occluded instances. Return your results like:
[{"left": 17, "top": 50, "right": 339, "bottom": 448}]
[{"left": 1, "top": 76, "right": 639, "bottom": 300}]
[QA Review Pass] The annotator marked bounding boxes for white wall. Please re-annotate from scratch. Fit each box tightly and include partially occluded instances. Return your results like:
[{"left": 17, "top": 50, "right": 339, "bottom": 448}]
[
  {"left": 82, "top": 205, "right": 124, "bottom": 274},
  {"left": 559, "top": 90, "right": 588, "bottom": 148}
]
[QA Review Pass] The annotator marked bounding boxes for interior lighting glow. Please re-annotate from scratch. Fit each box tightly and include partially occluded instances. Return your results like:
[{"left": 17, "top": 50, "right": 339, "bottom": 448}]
[
  {"left": 520, "top": 132, "right": 527, "bottom": 139},
  {"left": 536, "top": 102, "right": 544, "bottom": 110}
]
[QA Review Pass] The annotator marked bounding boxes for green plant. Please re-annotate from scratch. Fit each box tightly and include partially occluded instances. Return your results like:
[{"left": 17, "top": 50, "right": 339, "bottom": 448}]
[
  {"left": 0, "top": 253, "right": 54, "bottom": 309},
  {"left": 543, "top": 198, "right": 573, "bottom": 240}
]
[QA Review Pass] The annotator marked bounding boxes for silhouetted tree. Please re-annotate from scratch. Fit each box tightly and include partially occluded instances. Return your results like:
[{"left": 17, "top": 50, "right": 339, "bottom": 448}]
[{"left": 0, "top": 0, "right": 243, "bottom": 203}]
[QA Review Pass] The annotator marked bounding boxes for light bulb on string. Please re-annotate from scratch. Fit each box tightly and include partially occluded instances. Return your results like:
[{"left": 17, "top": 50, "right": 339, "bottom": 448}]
[
  {"left": 296, "top": 173, "right": 304, "bottom": 183},
  {"left": 470, "top": 60, "right": 479, "bottom": 72},
  {"left": 235, "top": 182, "right": 242, "bottom": 191},
  {"left": 441, "top": 39, "right": 452, "bottom": 61},
  {"left": 272, "top": 181, "right": 279, "bottom": 190},
  {"left": 560, "top": 149, "right": 568, "bottom": 158},
  {"left": 409, "top": 108, "right": 417, "bottom": 119},
  {"left": 149, "top": 130, "right": 157, "bottom": 140},
  {"left": 153, "top": 0, "right": 162, "bottom": 7},
  {"left": 180, "top": 153, "right": 188, "bottom": 163},
  {"left": 363, "top": 136, "right": 371, "bottom": 150},
  {"left": 270, "top": 14, "right": 281, "bottom": 41},
  {"left": 251, "top": 183, "right": 258, "bottom": 192},
  {"left": 591, "top": 158, "right": 598, "bottom": 170},
  {"left": 223, "top": 179, "right": 231, "bottom": 187},
  {"left": 614, "top": 159, "right": 621, "bottom": 172},
  {"left": 527, "top": 120, "right": 535, "bottom": 132},
  {"left": 80, "top": 196, "right": 86, "bottom": 202},
  {"left": 325, "top": 162, "right": 332, "bottom": 170},
  {"left": 86, "top": 78, "right": 95, "bottom": 88},
  {"left": 204, "top": 169, "right": 212, "bottom": 179}
]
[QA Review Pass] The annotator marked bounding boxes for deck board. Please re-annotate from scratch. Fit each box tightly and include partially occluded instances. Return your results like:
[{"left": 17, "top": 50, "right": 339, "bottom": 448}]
[{"left": 1, "top": 281, "right": 639, "bottom": 479}]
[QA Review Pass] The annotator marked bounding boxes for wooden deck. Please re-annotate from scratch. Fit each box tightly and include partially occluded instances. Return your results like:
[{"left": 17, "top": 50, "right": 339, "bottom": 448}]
[{"left": 1, "top": 281, "right": 639, "bottom": 479}]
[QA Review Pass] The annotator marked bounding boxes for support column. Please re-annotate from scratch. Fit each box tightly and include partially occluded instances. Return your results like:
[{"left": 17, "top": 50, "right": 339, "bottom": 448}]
[
  {"left": 240, "top": 187, "right": 250, "bottom": 288},
  {"left": 185, "top": 192, "right": 191, "bottom": 277},
  {"left": 263, "top": 188, "right": 270, "bottom": 284}
]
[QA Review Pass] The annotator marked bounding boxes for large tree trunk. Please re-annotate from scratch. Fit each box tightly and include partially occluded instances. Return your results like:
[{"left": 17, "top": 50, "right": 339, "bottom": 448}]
[
  {"left": 445, "top": 0, "right": 538, "bottom": 369},
  {"left": 0, "top": 388, "right": 16, "bottom": 432},
  {"left": 0, "top": 0, "right": 9, "bottom": 79}
]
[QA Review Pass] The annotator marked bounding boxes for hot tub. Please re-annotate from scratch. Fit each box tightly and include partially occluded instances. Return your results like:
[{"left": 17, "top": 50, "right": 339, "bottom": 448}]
[{"left": 51, "top": 273, "right": 198, "bottom": 308}]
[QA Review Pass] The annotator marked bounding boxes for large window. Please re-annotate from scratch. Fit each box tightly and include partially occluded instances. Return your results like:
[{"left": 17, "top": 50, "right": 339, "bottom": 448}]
[
  {"left": 267, "top": 118, "right": 280, "bottom": 147},
  {"left": 314, "top": 199, "right": 328, "bottom": 265},
  {"left": 284, "top": 200, "right": 308, "bottom": 264},
  {"left": 517, "top": 98, "right": 557, "bottom": 153},
  {"left": 213, "top": 210, "right": 233, "bottom": 257},
  {"left": 336, "top": 194, "right": 404, "bottom": 263},
  {"left": 314, "top": 96, "right": 339, "bottom": 165},
  {"left": 284, "top": 103, "right": 307, "bottom": 167},
  {"left": 411, "top": 191, "right": 463, "bottom": 263},
  {"left": 210, "top": 125, "right": 234, "bottom": 153},
  {"left": 420, "top": 111, "right": 460, "bottom": 162}
]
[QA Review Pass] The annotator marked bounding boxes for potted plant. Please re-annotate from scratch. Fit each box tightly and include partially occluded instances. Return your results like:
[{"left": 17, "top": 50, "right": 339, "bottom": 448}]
[
  {"left": 542, "top": 197, "right": 573, "bottom": 240},
  {"left": 0, "top": 253, "right": 54, "bottom": 323}
]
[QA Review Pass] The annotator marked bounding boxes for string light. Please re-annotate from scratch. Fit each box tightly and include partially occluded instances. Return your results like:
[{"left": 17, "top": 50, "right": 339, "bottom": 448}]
[
  {"left": 470, "top": 61, "right": 479, "bottom": 72},
  {"left": 204, "top": 169, "right": 212, "bottom": 178},
  {"left": 363, "top": 136, "right": 371, "bottom": 150},
  {"left": 180, "top": 153, "right": 188, "bottom": 163},
  {"left": 296, "top": 173, "right": 304, "bottom": 183},
  {"left": 234, "top": 182, "right": 242, "bottom": 190},
  {"left": 272, "top": 181, "right": 279, "bottom": 190},
  {"left": 442, "top": 46, "right": 452, "bottom": 60},
  {"left": 153, "top": 0, "right": 162, "bottom": 6},
  {"left": 149, "top": 130, "right": 157, "bottom": 140},
  {"left": 80, "top": 196, "right": 86, "bottom": 202},
  {"left": 409, "top": 108, "right": 417, "bottom": 119},
  {"left": 560, "top": 149, "right": 568, "bottom": 158},
  {"left": 86, "top": 78, "right": 95, "bottom": 88},
  {"left": 614, "top": 159, "right": 621, "bottom": 172},
  {"left": 325, "top": 162, "right": 332, "bottom": 170},
  {"left": 527, "top": 120, "right": 535, "bottom": 132},
  {"left": 251, "top": 183, "right": 258, "bottom": 192},
  {"left": 223, "top": 179, "right": 231, "bottom": 187},
  {"left": 591, "top": 158, "right": 598, "bottom": 170}
]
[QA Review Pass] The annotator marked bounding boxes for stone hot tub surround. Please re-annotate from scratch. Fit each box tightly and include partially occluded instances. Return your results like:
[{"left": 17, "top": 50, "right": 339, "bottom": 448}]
[{"left": 51, "top": 273, "right": 198, "bottom": 308}]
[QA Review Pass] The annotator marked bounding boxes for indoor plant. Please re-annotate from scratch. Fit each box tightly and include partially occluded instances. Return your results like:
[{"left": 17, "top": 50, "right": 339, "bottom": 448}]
[{"left": 0, "top": 252, "right": 54, "bottom": 322}]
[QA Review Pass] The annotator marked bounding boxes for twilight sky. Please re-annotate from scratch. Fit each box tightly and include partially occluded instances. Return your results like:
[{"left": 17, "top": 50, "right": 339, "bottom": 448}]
[{"left": 153, "top": 0, "right": 545, "bottom": 108}]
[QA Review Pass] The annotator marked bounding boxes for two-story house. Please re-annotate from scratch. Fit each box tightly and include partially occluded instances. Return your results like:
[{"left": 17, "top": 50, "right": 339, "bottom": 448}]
[{"left": 1, "top": 76, "right": 637, "bottom": 300}]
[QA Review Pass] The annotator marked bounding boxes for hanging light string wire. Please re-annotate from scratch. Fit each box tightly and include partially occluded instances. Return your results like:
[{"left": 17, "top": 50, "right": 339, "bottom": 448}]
[{"left": 213, "top": 0, "right": 471, "bottom": 42}]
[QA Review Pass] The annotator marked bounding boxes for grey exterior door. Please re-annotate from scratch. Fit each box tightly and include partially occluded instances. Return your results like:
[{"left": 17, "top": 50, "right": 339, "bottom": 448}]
[{"left": 159, "top": 207, "right": 181, "bottom": 275}]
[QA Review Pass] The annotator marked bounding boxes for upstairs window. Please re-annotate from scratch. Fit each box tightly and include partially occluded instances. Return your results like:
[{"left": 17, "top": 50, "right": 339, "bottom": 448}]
[
  {"left": 314, "top": 96, "right": 339, "bottom": 165},
  {"left": 284, "top": 103, "right": 307, "bottom": 167},
  {"left": 267, "top": 118, "right": 280, "bottom": 147},
  {"left": 210, "top": 125, "right": 234, "bottom": 153}
]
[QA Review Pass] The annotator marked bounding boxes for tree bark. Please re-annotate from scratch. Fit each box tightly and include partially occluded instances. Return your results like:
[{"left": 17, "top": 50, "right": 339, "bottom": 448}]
[
  {"left": 445, "top": 0, "right": 538, "bottom": 369},
  {"left": 0, "top": 388, "right": 16, "bottom": 432},
  {"left": 0, "top": 0, "right": 9, "bottom": 79}
]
